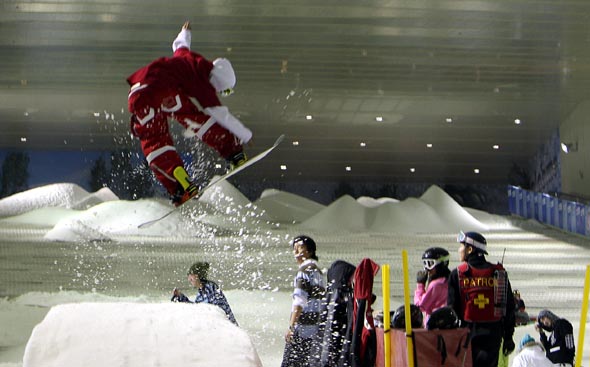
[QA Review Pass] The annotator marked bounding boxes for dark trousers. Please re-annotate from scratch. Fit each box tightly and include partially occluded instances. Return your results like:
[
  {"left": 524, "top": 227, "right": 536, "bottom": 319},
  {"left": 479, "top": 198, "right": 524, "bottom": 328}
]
[
  {"left": 469, "top": 322, "right": 503, "bottom": 367},
  {"left": 281, "top": 334, "right": 315, "bottom": 367}
]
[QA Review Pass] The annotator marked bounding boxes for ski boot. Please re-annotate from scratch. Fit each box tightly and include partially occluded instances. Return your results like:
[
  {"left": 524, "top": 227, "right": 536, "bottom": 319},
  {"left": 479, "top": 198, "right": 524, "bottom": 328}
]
[
  {"left": 227, "top": 151, "right": 248, "bottom": 172},
  {"left": 171, "top": 166, "right": 199, "bottom": 207}
]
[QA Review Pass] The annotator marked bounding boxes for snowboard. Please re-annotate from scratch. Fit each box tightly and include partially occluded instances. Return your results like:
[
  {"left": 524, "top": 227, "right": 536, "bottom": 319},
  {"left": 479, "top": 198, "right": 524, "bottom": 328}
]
[{"left": 138, "top": 134, "right": 285, "bottom": 228}]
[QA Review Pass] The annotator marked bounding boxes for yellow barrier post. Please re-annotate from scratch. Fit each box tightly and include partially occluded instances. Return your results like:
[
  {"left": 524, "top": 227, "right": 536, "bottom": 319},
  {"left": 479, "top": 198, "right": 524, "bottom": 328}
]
[
  {"left": 576, "top": 265, "right": 590, "bottom": 367},
  {"left": 402, "top": 250, "right": 415, "bottom": 367},
  {"left": 382, "top": 264, "right": 391, "bottom": 367}
]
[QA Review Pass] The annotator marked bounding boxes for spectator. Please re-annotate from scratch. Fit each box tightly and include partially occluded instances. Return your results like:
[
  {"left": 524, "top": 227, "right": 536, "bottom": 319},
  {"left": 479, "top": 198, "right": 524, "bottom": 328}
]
[
  {"left": 536, "top": 309, "right": 575, "bottom": 366},
  {"left": 414, "top": 247, "right": 451, "bottom": 326},
  {"left": 314, "top": 260, "right": 356, "bottom": 367},
  {"left": 513, "top": 289, "right": 530, "bottom": 325},
  {"left": 281, "top": 235, "right": 325, "bottom": 367},
  {"left": 171, "top": 261, "right": 238, "bottom": 325},
  {"left": 512, "top": 334, "right": 553, "bottom": 367},
  {"left": 447, "top": 231, "right": 516, "bottom": 367}
]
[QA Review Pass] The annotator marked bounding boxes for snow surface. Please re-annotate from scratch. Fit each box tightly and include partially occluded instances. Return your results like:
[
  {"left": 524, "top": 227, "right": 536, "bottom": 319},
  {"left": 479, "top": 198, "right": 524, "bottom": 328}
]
[
  {"left": 0, "top": 181, "right": 521, "bottom": 367},
  {"left": 22, "top": 302, "right": 262, "bottom": 367}
]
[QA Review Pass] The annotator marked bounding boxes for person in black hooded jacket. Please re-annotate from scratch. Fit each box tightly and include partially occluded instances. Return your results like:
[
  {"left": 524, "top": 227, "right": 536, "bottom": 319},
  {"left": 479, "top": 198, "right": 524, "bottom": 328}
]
[
  {"left": 312, "top": 260, "right": 356, "bottom": 367},
  {"left": 536, "top": 309, "right": 575, "bottom": 366}
]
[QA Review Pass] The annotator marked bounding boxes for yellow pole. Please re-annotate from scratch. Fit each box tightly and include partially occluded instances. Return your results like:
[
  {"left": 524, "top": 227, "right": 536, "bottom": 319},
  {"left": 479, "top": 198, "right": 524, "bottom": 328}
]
[
  {"left": 382, "top": 264, "right": 391, "bottom": 367},
  {"left": 402, "top": 250, "right": 415, "bottom": 367},
  {"left": 576, "top": 265, "right": 590, "bottom": 367}
]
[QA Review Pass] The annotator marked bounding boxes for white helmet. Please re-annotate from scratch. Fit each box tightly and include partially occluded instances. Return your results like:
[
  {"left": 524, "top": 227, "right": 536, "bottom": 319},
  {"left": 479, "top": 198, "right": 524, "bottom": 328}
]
[{"left": 209, "top": 58, "right": 236, "bottom": 96}]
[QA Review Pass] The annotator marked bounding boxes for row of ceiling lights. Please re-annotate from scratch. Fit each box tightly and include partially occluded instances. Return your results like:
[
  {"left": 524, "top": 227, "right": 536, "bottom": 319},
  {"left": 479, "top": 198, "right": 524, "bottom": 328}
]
[{"left": 211, "top": 115, "right": 525, "bottom": 173}]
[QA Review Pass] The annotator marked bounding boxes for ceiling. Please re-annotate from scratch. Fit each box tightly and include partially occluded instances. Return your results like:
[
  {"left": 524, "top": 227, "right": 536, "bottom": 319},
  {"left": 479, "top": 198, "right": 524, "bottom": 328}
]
[{"left": 1, "top": 0, "right": 589, "bottom": 184}]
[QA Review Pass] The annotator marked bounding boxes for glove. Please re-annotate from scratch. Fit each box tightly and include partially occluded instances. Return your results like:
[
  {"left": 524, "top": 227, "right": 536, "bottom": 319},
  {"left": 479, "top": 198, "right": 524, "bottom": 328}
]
[
  {"left": 416, "top": 270, "right": 428, "bottom": 284},
  {"left": 171, "top": 288, "right": 190, "bottom": 303},
  {"left": 502, "top": 338, "right": 515, "bottom": 356}
]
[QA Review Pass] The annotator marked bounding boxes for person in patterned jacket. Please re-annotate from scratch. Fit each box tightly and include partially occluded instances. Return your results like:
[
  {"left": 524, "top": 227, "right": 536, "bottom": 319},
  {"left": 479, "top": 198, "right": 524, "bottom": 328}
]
[{"left": 171, "top": 261, "right": 238, "bottom": 325}]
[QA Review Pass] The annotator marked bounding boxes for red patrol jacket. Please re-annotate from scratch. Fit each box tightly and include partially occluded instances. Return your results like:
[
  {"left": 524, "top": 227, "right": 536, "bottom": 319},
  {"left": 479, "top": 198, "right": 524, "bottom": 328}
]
[{"left": 458, "top": 262, "right": 506, "bottom": 322}]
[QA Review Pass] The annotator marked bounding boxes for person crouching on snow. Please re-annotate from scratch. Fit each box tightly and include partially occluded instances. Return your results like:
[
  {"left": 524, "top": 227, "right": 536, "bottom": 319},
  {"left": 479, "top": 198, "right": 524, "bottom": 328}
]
[
  {"left": 172, "top": 261, "right": 238, "bottom": 325},
  {"left": 127, "top": 20, "right": 252, "bottom": 206},
  {"left": 512, "top": 334, "right": 553, "bottom": 367}
]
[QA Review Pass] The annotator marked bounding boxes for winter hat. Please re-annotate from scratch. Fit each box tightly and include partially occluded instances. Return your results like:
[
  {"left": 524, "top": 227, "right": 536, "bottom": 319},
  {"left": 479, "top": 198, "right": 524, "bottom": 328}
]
[
  {"left": 457, "top": 231, "right": 488, "bottom": 254},
  {"left": 209, "top": 58, "right": 236, "bottom": 95},
  {"left": 519, "top": 334, "right": 536, "bottom": 351},
  {"left": 187, "top": 261, "right": 210, "bottom": 280}
]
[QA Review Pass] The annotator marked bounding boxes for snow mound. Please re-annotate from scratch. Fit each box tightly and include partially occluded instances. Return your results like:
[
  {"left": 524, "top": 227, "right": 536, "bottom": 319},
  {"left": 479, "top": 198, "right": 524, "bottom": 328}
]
[
  {"left": 0, "top": 183, "right": 118, "bottom": 217},
  {"left": 254, "top": 189, "right": 325, "bottom": 223},
  {"left": 299, "top": 185, "right": 489, "bottom": 233},
  {"left": 43, "top": 199, "right": 219, "bottom": 241},
  {"left": 22, "top": 302, "right": 262, "bottom": 367},
  {"left": 357, "top": 196, "right": 400, "bottom": 208},
  {"left": 43, "top": 180, "right": 272, "bottom": 241},
  {"left": 2, "top": 181, "right": 500, "bottom": 240}
]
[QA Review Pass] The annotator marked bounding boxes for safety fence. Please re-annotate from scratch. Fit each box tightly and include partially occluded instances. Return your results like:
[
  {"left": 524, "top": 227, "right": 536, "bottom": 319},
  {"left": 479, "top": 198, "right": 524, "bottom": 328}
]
[{"left": 508, "top": 185, "right": 590, "bottom": 237}]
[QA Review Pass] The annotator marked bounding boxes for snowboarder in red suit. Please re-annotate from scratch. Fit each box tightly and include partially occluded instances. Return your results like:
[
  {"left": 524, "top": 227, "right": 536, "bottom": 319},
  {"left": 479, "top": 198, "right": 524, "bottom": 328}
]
[{"left": 126, "top": 21, "right": 252, "bottom": 206}]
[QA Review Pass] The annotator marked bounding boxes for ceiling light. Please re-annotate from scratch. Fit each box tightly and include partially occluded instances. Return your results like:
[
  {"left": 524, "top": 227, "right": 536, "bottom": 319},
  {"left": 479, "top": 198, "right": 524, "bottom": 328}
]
[
  {"left": 306, "top": 115, "right": 313, "bottom": 120},
  {"left": 280, "top": 165, "right": 287, "bottom": 170},
  {"left": 292, "top": 141, "right": 299, "bottom": 146},
  {"left": 474, "top": 168, "right": 480, "bottom": 174},
  {"left": 360, "top": 142, "right": 366, "bottom": 147},
  {"left": 20, "top": 137, "right": 27, "bottom": 142},
  {"left": 514, "top": 118, "right": 521, "bottom": 125},
  {"left": 410, "top": 168, "right": 416, "bottom": 173},
  {"left": 493, "top": 144, "right": 500, "bottom": 150},
  {"left": 375, "top": 116, "right": 383, "bottom": 122},
  {"left": 426, "top": 143, "right": 433, "bottom": 148},
  {"left": 561, "top": 142, "right": 578, "bottom": 154},
  {"left": 345, "top": 166, "right": 352, "bottom": 172},
  {"left": 445, "top": 117, "right": 453, "bottom": 123}
]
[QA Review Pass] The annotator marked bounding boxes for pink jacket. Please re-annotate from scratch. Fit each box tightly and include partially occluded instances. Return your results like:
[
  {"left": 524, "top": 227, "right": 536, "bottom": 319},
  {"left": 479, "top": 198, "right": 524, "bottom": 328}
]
[{"left": 414, "top": 277, "right": 448, "bottom": 326}]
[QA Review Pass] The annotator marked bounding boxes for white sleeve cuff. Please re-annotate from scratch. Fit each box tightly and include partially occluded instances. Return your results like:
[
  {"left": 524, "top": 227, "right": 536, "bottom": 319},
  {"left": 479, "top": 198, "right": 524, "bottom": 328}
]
[
  {"left": 172, "top": 28, "right": 191, "bottom": 52},
  {"left": 204, "top": 106, "right": 252, "bottom": 144}
]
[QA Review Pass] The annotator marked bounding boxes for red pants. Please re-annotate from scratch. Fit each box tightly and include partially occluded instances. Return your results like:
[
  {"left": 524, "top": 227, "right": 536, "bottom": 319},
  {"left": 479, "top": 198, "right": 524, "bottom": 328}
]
[{"left": 128, "top": 86, "right": 242, "bottom": 195}]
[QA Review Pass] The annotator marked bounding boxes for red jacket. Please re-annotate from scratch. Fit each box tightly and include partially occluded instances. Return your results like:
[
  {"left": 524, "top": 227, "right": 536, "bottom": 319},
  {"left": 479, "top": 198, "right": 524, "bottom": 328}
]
[{"left": 126, "top": 48, "right": 221, "bottom": 110}]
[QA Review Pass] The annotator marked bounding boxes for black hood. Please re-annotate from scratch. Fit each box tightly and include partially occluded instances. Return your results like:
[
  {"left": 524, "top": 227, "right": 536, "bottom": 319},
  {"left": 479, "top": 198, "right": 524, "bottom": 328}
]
[
  {"left": 327, "top": 260, "right": 356, "bottom": 290},
  {"left": 538, "top": 309, "right": 559, "bottom": 331}
]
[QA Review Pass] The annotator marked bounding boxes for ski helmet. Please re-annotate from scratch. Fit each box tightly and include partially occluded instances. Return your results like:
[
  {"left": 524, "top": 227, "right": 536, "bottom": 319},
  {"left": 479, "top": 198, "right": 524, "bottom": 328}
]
[
  {"left": 426, "top": 307, "right": 460, "bottom": 330},
  {"left": 421, "top": 247, "right": 450, "bottom": 271},
  {"left": 209, "top": 58, "right": 236, "bottom": 96},
  {"left": 391, "top": 304, "right": 423, "bottom": 329},
  {"left": 457, "top": 231, "right": 488, "bottom": 254}
]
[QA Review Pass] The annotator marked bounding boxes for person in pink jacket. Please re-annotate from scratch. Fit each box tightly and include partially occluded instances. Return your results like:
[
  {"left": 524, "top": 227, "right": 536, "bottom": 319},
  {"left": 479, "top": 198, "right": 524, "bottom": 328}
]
[
  {"left": 127, "top": 21, "right": 252, "bottom": 206},
  {"left": 414, "top": 247, "right": 451, "bottom": 327}
]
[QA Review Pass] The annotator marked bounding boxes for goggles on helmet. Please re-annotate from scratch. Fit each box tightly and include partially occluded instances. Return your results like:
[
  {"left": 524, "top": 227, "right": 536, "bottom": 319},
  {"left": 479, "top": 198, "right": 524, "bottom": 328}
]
[
  {"left": 457, "top": 231, "right": 484, "bottom": 246},
  {"left": 422, "top": 255, "right": 449, "bottom": 271},
  {"left": 219, "top": 88, "right": 234, "bottom": 97}
]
